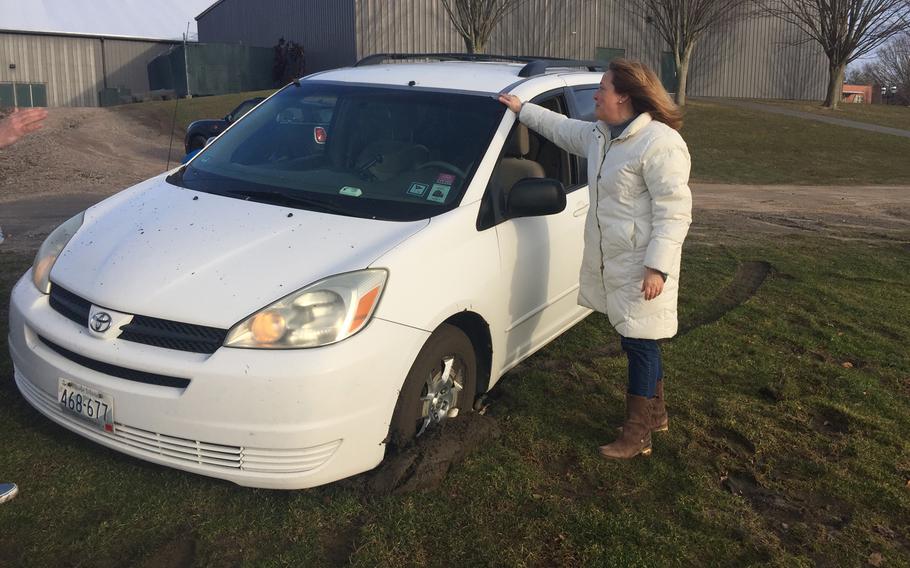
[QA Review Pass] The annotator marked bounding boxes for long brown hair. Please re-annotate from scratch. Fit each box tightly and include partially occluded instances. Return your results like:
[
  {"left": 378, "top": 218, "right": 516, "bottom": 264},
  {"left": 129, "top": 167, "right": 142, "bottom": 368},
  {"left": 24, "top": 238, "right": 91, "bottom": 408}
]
[{"left": 608, "top": 58, "right": 682, "bottom": 130}]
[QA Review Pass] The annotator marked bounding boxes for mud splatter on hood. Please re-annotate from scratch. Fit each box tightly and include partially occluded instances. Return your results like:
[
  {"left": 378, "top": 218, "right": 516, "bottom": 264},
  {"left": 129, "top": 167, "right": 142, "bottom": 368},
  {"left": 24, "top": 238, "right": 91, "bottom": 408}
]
[{"left": 51, "top": 177, "right": 428, "bottom": 328}]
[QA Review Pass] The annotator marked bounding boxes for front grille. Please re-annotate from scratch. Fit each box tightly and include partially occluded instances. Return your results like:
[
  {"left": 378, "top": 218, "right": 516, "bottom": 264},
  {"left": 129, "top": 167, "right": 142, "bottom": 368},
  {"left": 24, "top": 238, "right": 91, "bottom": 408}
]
[
  {"left": 38, "top": 335, "right": 191, "bottom": 389},
  {"left": 49, "top": 284, "right": 91, "bottom": 326},
  {"left": 119, "top": 316, "right": 227, "bottom": 355},
  {"left": 47, "top": 284, "right": 228, "bottom": 355},
  {"left": 16, "top": 371, "right": 342, "bottom": 475}
]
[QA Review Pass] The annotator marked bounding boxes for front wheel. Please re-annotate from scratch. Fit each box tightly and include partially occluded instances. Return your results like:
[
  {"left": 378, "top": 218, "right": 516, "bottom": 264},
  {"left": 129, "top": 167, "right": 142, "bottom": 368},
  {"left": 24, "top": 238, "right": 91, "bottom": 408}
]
[{"left": 389, "top": 324, "right": 477, "bottom": 448}]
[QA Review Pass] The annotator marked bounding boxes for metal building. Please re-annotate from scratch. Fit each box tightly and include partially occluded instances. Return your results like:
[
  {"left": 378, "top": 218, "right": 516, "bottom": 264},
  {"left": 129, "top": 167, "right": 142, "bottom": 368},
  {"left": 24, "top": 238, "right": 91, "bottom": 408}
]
[
  {"left": 196, "top": 0, "right": 827, "bottom": 100},
  {"left": 0, "top": 29, "right": 181, "bottom": 108}
]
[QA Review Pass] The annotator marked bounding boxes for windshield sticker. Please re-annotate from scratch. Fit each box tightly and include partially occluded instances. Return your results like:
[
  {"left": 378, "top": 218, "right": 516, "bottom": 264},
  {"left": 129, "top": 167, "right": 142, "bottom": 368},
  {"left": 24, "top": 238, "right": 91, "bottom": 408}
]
[
  {"left": 339, "top": 186, "right": 363, "bottom": 197},
  {"left": 436, "top": 173, "right": 456, "bottom": 185},
  {"left": 407, "top": 182, "right": 428, "bottom": 197},
  {"left": 427, "top": 184, "right": 451, "bottom": 203}
]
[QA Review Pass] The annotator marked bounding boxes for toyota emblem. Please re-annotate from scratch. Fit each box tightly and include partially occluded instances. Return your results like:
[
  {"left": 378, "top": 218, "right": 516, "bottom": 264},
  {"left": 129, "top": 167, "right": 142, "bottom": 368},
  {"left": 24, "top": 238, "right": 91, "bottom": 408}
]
[{"left": 90, "top": 312, "right": 113, "bottom": 333}]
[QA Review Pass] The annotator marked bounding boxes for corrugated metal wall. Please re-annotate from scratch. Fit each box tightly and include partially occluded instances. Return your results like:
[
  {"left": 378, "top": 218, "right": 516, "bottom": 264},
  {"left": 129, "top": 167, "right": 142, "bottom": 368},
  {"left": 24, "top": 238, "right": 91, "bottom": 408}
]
[
  {"left": 101, "top": 39, "right": 175, "bottom": 94},
  {"left": 0, "top": 32, "right": 102, "bottom": 107},
  {"left": 685, "top": 3, "right": 825, "bottom": 99},
  {"left": 196, "top": 0, "right": 357, "bottom": 74},
  {"left": 194, "top": 0, "right": 826, "bottom": 100},
  {"left": 353, "top": 0, "right": 826, "bottom": 100},
  {"left": 0, "top": 32, "right": 180, "bottom": 107}
]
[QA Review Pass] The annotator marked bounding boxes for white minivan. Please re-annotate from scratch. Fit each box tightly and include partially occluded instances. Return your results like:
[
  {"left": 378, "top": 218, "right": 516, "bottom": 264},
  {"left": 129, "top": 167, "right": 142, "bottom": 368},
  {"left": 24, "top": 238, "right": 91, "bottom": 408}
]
[{"left": 9, "top": 55, "right": 604, "bottom": 489}]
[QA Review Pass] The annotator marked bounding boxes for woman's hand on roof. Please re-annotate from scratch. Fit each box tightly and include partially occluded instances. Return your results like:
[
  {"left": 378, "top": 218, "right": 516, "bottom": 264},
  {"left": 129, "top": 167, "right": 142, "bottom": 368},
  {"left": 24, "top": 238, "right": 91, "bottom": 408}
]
[{"left": 498, "top": 94, "right": 523, "bottom": 114}]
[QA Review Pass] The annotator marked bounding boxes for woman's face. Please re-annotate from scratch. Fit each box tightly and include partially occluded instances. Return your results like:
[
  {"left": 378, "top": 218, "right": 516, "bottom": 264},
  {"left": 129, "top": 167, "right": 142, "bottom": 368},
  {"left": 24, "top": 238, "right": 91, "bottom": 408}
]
[{"left": 593, "top": 71, "right": 628, "bottom": 124}]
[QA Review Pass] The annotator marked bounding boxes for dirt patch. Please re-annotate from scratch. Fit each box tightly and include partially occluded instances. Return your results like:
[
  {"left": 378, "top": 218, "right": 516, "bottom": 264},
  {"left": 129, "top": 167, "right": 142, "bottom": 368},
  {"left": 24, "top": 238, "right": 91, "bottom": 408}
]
[
  {"left": 810, "top": 405, "right": 852, "bottom": 435},
  {"left": 711, "top": 426, "right": 757, "bottom": 458},
  {"left": 321, "top": 520, "right": 360, "bottom": 567},
  {"left": 690, "top": 185, "right": 910, "bottom": 250},
  {"left": 722, "top": 470, "right": 855, "bottom": 560},
  {"left": 136, "top": 532, "right": 196, "bottom": 568},
  {"left": 347, "top": 413, "right": 502, "bottom": 495}
]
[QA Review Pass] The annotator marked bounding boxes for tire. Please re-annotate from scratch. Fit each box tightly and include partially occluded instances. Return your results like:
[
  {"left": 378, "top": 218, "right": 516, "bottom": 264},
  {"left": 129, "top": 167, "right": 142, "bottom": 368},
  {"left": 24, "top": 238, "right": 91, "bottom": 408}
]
[
  {"left": 389, "top": 324, "right": 477, "bottom": 448},
  {"left": 186, "top": 135, "right": 207, "bottom": 153}
]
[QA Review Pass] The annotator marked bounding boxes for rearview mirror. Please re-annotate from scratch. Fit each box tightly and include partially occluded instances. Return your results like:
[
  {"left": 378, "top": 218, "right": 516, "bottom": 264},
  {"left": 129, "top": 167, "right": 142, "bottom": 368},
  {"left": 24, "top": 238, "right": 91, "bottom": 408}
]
[{"left": 503, "top": 178, "right": 566, "bottom": 219}]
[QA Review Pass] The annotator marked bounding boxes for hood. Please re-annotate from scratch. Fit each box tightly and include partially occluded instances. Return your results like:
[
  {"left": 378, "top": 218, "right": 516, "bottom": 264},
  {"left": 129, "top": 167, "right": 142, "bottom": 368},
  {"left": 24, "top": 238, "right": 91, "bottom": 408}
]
[{"left": 51, "top": 177, "right": 428, "bottom": 328}]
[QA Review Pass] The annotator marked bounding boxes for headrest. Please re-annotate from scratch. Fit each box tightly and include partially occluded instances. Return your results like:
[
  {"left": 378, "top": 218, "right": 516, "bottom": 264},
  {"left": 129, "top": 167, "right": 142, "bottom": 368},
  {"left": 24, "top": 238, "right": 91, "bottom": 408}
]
[{"left": 504, "top": 124, "right": 531, "bottom": 157}]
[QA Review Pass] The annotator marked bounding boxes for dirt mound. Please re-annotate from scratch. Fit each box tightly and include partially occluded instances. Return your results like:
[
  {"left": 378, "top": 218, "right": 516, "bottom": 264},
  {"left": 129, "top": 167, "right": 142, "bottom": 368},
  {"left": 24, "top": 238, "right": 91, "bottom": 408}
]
[{"left": 0, "top": 107, "right": 174, "bottom": 204}]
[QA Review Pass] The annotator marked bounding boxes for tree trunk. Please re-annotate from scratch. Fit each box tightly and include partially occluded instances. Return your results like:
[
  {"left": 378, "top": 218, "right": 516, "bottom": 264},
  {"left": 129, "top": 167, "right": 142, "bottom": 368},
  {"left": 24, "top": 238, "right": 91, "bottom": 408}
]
[
  {"left": 675, "top": 44, "right": 694, "bottom": 107},
  {"left": 463, "top": 36, "right": 486, "bottom": 54},
  {"left": 823, "top": 61, "right": 847, "bottom": 109}
]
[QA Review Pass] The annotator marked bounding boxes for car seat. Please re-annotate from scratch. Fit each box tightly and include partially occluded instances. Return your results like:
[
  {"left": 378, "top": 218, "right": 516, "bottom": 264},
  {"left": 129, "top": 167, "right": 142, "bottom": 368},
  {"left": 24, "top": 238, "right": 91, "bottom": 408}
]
[{"left": 491, "top": 124, "right": 545, "bottom": 194}]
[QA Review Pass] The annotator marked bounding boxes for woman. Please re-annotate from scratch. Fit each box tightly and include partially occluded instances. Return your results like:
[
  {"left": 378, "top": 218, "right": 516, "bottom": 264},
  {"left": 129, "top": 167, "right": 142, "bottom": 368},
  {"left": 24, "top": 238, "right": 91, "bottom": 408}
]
[{"left": 499, "top": 58, "right": 692, "bottom": 459}]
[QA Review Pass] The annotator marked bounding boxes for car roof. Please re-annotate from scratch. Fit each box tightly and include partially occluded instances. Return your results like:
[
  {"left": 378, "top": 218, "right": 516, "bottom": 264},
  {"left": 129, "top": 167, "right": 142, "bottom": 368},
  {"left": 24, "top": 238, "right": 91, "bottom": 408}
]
[{"left": 308, "top": 61, "right": 602, "bottom": 94}]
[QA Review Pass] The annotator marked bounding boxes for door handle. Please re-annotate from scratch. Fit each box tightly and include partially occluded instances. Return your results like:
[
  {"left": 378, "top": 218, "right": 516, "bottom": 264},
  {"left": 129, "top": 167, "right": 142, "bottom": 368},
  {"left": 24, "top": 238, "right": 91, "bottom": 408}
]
[{"left": 572, "top": 203, "right": 589, "bottom": 217}]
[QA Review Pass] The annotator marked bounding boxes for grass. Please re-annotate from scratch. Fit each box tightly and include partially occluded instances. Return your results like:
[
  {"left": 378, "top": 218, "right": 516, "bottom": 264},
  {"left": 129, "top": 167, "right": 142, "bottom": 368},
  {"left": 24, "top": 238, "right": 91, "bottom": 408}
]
[
  {"left": 2, "top": 228, "right": 909, "bottom": 567},
  {"left": 750, "top": 99, "right": 910, "bottom": 132},
  {"left": 681, "top": 100, "right": 910, "bottom": 185},
  {"left": 115, "top": 89, "right": 277, "bottom": 140}
]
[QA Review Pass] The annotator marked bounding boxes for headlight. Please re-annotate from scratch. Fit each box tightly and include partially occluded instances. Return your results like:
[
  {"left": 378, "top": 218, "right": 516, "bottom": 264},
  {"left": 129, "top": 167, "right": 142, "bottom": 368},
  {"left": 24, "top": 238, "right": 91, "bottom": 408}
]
[
  {"left": 32, "top": 212, "right": 85, "bottom": 294},
  {"left": 224, "top": 269, "right": 388, "bottom": 349}
]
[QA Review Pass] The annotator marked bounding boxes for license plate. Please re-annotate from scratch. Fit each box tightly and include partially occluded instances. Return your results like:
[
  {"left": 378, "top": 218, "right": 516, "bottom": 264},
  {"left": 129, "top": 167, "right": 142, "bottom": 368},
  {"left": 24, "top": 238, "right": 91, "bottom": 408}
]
[{"left": 58, "top": 379, "right": 114, "bottom": 432}]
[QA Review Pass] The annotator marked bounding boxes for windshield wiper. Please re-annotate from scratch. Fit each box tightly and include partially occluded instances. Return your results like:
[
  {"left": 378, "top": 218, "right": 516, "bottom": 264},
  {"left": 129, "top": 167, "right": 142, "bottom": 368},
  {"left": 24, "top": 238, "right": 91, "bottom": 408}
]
[{"left": 221, "top": 188, "right": 350, "bottom": 215}]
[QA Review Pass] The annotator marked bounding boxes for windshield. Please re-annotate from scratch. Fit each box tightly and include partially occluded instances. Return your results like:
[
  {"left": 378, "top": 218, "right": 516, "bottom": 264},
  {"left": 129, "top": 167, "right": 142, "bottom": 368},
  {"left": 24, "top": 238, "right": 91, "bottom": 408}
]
[{"left": 168, "top": 83, "right": 504, "bottom": 221}]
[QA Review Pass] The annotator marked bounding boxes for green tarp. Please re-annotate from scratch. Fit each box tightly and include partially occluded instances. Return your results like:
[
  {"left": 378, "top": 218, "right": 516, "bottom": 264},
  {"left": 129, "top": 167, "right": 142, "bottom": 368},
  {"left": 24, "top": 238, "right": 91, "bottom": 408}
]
[{"left": 148, "top": 43, "right": 274, "bottom": 97}]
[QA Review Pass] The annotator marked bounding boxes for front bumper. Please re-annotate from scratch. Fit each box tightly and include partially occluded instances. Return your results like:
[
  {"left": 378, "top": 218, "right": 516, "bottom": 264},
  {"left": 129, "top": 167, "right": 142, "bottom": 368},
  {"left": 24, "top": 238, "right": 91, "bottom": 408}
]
[{"left": 9, "top": 272, "right": 430, "bottom": 489}]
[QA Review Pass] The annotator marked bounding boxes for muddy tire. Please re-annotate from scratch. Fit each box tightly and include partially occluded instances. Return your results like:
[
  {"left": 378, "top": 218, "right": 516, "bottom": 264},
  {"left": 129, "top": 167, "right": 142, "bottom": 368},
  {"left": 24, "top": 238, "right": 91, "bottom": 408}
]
[
  {"left": 389, "top": 324, "right": 477, "bottom": 448},
  {"left": 187, "top": 135, "right": 207, "bottom": 153}
]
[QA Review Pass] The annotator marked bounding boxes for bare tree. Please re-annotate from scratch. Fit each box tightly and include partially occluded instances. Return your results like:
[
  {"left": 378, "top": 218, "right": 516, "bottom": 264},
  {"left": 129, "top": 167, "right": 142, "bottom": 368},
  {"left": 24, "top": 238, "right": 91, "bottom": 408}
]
[
  {"left": 846, "top": 60, "right": 879, "bottom": 83},
  {"left": 630, "top": 0, "right": 751, "bottom": 106},
  {"left": 871, "top": 32, "right": 910, "bottom": 104},
  {"left": 760, "top": 0, "right": 910, "bottom": 108},
  {"left": 440, "top": 0, "right": 526, "bottom": 54}
]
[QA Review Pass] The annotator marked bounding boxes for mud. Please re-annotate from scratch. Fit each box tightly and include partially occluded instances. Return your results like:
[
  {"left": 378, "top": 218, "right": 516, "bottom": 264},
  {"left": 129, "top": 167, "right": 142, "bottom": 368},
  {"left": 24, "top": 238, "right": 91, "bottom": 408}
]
[
  {"left": 722, "top": 469, "right": 856, "bottom": 561},
  {"left": 341, "top": 413, "right": 501, "bottom": 495}
]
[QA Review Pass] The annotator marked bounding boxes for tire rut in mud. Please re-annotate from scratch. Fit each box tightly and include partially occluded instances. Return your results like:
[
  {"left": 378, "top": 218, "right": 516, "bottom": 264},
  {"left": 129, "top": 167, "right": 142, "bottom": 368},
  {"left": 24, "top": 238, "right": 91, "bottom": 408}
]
[{"left": 677, "top": 260, "right": 772, "bottom": 337}]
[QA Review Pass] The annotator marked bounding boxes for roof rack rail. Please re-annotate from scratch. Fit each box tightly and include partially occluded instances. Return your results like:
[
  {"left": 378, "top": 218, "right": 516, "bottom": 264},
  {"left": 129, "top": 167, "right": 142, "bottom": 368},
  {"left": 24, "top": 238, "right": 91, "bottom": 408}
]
[{"left": 354, "top": 53, "right": 606, "bottom": 77}]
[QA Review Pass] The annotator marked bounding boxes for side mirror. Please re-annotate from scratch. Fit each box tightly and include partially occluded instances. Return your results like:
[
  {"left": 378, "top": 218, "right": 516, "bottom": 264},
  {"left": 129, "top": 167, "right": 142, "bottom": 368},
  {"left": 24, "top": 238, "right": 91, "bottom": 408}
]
[
  {"left": 503, "top": 178, "right": 566, "bottom": 219},
  {"left": 224, "top": 114, "right": 233, "bottom": 123}
]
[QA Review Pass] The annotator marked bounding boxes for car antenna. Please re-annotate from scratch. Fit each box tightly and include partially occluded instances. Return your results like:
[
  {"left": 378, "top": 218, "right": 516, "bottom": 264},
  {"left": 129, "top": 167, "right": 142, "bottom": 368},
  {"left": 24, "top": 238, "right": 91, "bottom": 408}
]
[
  {"left": 292, "top": 77, "right": 301, "bottom": 87},
  {"left": 166, "top": 92, "right": 179, "bottom": 171},
  {"left": 165, "top": 25, "right": 190, "bottom": 171}
]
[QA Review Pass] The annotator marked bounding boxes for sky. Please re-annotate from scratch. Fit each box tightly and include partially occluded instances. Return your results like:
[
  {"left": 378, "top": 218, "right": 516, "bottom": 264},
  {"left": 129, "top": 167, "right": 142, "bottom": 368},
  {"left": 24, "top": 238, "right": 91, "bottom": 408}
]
[{"left": 0, "top": 0, "right": 218, "bottom": 40}]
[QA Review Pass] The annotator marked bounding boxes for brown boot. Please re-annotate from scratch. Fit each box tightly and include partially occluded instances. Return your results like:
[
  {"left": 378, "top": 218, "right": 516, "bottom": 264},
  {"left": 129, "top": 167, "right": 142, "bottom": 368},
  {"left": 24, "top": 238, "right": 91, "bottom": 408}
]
[
  {"left": 616, "top": 382, "right": 668, "bottom": 433},
  {"left": 599, "top": 394, "right": 653, "bottom": 459},
  {"left": 652, "top": 381, "right": 669, "bottom": 433}
]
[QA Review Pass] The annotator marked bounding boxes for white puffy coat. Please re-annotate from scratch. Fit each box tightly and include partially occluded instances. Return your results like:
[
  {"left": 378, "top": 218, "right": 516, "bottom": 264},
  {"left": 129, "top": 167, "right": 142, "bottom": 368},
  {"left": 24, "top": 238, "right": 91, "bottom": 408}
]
[{"left": 519, "top": 104, "right": 692, "bottom": 339}]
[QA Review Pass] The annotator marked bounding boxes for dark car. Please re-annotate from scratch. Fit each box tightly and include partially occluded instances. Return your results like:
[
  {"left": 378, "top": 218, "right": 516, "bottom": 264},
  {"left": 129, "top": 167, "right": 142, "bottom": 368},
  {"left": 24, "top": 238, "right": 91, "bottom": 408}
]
[{"left": 184, "top": 97, "right": 265, "bottom": 154}]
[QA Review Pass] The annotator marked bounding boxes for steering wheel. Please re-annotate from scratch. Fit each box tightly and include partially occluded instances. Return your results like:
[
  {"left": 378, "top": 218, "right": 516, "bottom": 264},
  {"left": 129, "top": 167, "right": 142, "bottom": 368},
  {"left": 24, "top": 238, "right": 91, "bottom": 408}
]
[{"left": 416, "top": 161, "right": 467, "bottom": 180}]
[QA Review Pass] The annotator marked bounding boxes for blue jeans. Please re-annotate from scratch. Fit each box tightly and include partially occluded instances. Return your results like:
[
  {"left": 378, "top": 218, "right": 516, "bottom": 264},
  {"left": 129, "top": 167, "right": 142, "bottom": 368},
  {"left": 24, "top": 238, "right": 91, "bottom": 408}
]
[{"left": 620, "top": 336, "right": 663, "bottom": 398}]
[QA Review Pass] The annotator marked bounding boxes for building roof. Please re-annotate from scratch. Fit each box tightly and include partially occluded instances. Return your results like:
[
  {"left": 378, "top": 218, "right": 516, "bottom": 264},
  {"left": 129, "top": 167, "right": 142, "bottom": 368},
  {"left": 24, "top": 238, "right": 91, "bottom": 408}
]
[
  {"left": 0, "top": 28, "right": 184, "bottom": 44},
  {"left": 196, "top": 0, "right": 228, "bottom": 20}
]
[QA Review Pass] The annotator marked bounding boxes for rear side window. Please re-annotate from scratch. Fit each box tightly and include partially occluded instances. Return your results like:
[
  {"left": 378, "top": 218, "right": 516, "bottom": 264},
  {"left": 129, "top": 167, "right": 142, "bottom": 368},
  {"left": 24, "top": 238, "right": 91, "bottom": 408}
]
[
  {"left": 571, "top": 86, "right": 600, "bottom": 186},
  {"left": 572, "top": 87, "right": 598, "bottom": 121}
]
